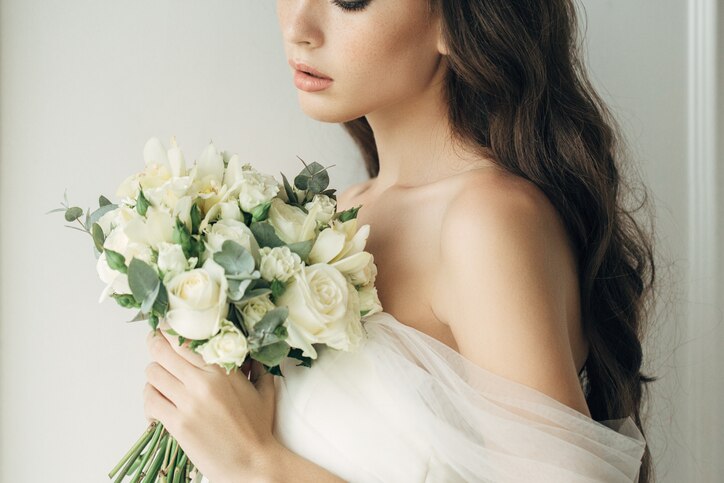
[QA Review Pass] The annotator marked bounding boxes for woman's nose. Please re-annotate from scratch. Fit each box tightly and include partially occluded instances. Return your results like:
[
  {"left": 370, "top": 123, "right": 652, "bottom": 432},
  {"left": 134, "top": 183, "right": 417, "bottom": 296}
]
[{"left": 277, "top": 0, "right": 324, "bottom": 49}]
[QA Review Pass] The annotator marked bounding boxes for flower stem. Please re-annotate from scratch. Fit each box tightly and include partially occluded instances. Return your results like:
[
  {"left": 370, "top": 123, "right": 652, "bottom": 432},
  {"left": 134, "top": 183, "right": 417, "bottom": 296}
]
[
  {"left": 142, "top": 434, "right": 169, "bottom": 483},
  {"left": 109, "top": 421, "right": 157, "bottom": 479},
  {"left": 130, "top": 423, "right": 165, "bottom": 483}
]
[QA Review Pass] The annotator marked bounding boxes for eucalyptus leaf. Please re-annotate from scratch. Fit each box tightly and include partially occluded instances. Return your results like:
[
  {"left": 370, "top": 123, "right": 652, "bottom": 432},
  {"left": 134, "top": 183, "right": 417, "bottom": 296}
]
[
  {"left": 228, "top": 278, "right": 254, "bottom": 302},
  {"left": 127, "top": 258, "right": 160, "bottom": 307},
  {"left": 287, "top": 239, "right": 313, "bottom": 262},
  {"left": 99, "top": 195, "right": 112, "bottom": 207},
  {"left": 236, "top": 288, "right": 272, "bottom": 305},
  {"left": 248, "top": 306, "right": 289, "bottom": 349},
  {"left": 213, "top": 240, "right": 256, "bottom": 276},
  {"left": 64, "top": 206, "right": 84, "bottom": 222},
  {"left": 249, "top": 221, "right": 285, "bottom": 248},
  {"left": 140, "top": 282, "right": 160, "bottom": 313},
  {"left": 92, "top": 223, "right": 105, "bottom": 253},
  {"left": 88, "top": 203, "right": 118, "bottom": 227},
  {"left": 252, "top": 341, "right": 290, "bottom": 367}
]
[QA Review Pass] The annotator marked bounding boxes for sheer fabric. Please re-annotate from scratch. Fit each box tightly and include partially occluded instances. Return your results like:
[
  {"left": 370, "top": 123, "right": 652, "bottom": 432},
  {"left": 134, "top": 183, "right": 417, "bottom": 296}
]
[{"left": 210, "top": 311, "right": 646, "bottom": 482}]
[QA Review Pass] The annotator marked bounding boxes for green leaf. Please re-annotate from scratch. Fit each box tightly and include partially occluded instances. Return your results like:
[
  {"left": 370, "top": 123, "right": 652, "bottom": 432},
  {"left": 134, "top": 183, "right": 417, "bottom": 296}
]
[
  {"left": 91, "top": 223, "right": 105, "bottom": 252},
  {"left": 294, "top": 160, "right": 330, "bottom": 194},
  {"left": 270, "top": 279, "right": 287, "bottom": 300},
  {"left": 251, "top": 201, "right": 272, "bottom": 222},
  {"left": 99, "top": 195, "right": 112, "bottom": 207},
  {"left": 152, "top": 283, "right": 168, "bottom": 316},
  {"left": 136, "top": 189, "right": 151, "bottom": 216},
  {"left": 252, "top": 341, "right": 290, "bottom": 367},
  {"left": 236, "top": 288, "right": 272, "bottom": 305},
  {"left": 321, "top": 188, "right": 337, "bottom": 201},
  {"left": 88, "top": 203, "right": 117, "bottom": 227},
  {"left": 148, "top": 313, "right": 159, "bottom": 331},
  {"left": 127, "top": 258, "right": 160, "bottom": 309},
  {"left": 288, "top": 347, "right": 313, "bottom": 368},
  {"left": 64, "top": 206, "right": 84, "bottom": 222},
  {"left": 249, "top": 221, "right": 285, "bottom": 248},
  {"left": 248, "top": 306, "right": 289, "bottom": 350},
  {"left": 173, "top": 217, "right": 194, "bottom": 258},
  {"left": 213, "top": 240, "right": 256, "bottom": 276},
  {"left": 105, "top": 249, "right": 128, "bottom": 274},
  {"left": 190, "top": 202, "right": 202, "bottom": 235},
  {"left": 227, "top": 278, "right": 254, "bottom": 302},
  {"left": 177, "top": 336, "right": 186, "bottom": 347},
  {"left": 337, "top": 205, "right": 361, "bottom": 222},
  {"left": 281, "top": 173, "right": 298, "bottom": 204},
  {"left": 287, "top": 239, "right": 313, "bottom": 262}
]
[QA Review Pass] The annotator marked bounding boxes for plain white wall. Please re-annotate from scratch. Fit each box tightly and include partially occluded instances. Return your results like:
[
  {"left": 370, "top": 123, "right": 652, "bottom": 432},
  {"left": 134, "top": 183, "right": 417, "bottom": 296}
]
[{"left": 0, "top": 1, "right": 719, "bottom": 482}]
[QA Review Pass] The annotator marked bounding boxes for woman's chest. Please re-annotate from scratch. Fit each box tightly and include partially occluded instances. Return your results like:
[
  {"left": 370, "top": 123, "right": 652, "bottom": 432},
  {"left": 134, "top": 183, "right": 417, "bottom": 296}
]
[{"left": 337, "top": 186, "right": 460, "bottom": 352}]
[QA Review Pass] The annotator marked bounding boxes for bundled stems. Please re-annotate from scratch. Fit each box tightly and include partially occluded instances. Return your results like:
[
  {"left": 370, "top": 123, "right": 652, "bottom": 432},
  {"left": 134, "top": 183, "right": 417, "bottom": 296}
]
[{"left": 109, "top": 421, "right": 202, "bottom": 482}]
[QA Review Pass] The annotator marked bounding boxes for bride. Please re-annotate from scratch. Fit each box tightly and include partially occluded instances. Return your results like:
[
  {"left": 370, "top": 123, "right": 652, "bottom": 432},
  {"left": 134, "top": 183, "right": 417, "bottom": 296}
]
[{"left": 141, "top": 0, "right": 656, "bottom": 481}]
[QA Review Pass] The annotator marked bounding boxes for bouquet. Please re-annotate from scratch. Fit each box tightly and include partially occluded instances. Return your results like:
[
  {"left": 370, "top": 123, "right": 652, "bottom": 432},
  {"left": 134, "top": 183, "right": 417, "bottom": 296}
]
[{"left": 50, "top": 136, "right": 383, "bottom": 482}]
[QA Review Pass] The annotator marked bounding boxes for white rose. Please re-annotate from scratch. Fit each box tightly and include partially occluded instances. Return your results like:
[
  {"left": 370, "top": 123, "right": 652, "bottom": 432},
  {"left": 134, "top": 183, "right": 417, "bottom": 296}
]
[
  {"left": 236, "top": 164, "right": 280, "bottom": 213},
  {"left": 157, "top": 242, "right": 195, "bottom": 281},
  {"left": 195, "top": 319, "right": 249, "bottom": 373},
  {"left": 332, "top": 251, "right": 377, "bottom": 286},
  {"left": 258, "top": 246, "right": 302, "bottom": 282},
  {"left": 266, "top": 198, "right": 316, "bottom": 244},
  {"left": 308, "top": 218, "right": 370, "bottom": 265},
  {"left": 239, "top": 293, "right": 276, "bottom": 332},
  {"left": 96, "top": 204, "right": 138, "bottom": 237},
  {"left": 203, "top": 218, "right": 261, "bottom": 266},
  {"left": 218, "top": 201, "right": 243, "bottom": 221},
  {"left": 304, "top": 194, "right": 337, "bottom": 226},
  {"left": 358, "top": 283, "right": 383, "bottom": 317},
  {"left": 276, "top": 263, "right": 365, "bottom": 359},
  {"left": 163, "top": 257, "right": 229, "bottom": 340}
]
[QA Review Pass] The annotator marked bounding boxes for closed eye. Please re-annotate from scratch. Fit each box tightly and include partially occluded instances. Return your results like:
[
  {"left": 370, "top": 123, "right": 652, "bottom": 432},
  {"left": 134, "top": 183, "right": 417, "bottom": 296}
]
[{"left": 330, "top": 0, "right": 371, "bottom": 12}]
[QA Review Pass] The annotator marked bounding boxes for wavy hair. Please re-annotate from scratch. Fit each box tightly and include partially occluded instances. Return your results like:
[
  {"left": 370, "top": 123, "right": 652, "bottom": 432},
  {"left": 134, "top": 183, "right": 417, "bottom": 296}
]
[{"left": 341, "top": 1, "right": 659, "bottom": 481}]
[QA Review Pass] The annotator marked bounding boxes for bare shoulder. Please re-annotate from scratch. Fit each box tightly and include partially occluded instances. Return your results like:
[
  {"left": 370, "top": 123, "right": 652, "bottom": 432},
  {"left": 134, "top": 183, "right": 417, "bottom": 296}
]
[
  {"left": 433, "top": 170, "right": 589, "bottom": 415},
  {"left": 336, "top": 178, "right": 373, "bottom": 212}
]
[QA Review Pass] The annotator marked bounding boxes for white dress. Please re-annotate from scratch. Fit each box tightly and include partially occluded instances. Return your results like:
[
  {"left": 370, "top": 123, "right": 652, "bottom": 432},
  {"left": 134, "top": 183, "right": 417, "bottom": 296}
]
[{"left": 269, "top": 310, "right": 647, "bottom": 483}]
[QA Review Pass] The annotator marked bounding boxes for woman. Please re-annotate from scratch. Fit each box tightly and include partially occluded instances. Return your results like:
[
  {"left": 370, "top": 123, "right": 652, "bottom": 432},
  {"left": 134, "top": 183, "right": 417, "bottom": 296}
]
[{"left": 142, "top": 0, "right": 658, "bottom": 481}]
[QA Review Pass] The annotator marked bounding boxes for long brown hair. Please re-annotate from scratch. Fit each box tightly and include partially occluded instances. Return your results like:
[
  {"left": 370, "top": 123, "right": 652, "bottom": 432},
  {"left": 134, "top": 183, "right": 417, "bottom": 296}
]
[{"left": 341, "top": 0, "right": 658, "bottom": 480}]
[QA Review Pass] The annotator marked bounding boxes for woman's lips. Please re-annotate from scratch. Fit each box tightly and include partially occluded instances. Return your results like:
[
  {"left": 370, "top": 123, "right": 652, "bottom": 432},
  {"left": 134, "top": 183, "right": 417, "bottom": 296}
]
[{"left": 293, "top": 69, "right": 334, "bottom": 92}]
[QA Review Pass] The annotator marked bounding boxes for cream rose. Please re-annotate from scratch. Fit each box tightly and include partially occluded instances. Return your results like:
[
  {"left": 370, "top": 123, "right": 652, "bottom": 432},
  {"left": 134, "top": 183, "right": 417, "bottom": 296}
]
[
  {"left": 258, "top": 246, "right": 302, "bottom": 282},
  {"left": 195, "top": 319, "right": 249, "bottom": 373},
  {"left": 358, "top": 282, "right": 383, "bottom": 317},
  {"left": 266, "top": 198, "right": 317, "bottom": 244},
  {"left": 239, "top": 293, "right": 276, "bottom": 332},
  {"left": 236, "top": 164, "right": 280, "bottom": 213},
  {"left": 276, "top": 263, "right": 365, "bottom": 359},
  {"left": 308, "top": 218, "right": 370, "bottom": 265},
  {"left": 163, "top": 258, "right": 229, "bottom": 340},
  {"left": 304, "top": 194, "right": 337, "bottom": 227}
]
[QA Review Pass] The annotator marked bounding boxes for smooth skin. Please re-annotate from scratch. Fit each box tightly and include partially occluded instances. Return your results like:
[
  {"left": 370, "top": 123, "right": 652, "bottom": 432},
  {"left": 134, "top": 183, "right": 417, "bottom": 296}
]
[{"left": 144, "top": 0, "right": 591, "bottom": 480}]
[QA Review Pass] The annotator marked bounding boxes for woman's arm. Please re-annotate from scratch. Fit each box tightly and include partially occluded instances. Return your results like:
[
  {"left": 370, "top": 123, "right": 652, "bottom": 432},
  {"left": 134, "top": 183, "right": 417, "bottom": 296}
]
[{"left": 253, "top": 441, "right": 347, "bottom": 483}]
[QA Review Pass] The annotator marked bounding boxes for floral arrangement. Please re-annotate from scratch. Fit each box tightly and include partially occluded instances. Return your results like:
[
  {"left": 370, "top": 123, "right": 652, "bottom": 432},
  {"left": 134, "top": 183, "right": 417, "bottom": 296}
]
[{"left": 50, "top": 136, "right": 382, "bottom": 482}]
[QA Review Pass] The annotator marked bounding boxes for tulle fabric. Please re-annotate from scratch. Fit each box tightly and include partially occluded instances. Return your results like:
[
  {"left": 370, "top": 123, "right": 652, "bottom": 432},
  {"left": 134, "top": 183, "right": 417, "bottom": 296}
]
[{"left": 268, "top": 311, "right": 646, "bottom": 482}]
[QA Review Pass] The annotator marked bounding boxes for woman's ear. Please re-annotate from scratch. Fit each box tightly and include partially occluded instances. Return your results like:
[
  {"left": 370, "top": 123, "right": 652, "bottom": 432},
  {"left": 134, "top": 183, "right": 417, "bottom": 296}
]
[{"left": 436, "top": 19, "right": 448, "bottom": 56}]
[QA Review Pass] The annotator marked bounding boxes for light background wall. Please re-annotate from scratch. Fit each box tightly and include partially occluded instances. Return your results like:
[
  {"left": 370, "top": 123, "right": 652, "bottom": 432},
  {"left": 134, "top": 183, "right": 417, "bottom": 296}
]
[{"left": 0, "top": 1, "right": 720, "bottom": 481}]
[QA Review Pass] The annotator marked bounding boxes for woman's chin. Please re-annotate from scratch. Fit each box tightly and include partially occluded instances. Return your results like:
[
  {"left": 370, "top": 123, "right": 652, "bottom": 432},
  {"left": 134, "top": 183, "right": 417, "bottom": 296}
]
[{"left": 297, "top": 96, "right": 366, "bottom": 124}]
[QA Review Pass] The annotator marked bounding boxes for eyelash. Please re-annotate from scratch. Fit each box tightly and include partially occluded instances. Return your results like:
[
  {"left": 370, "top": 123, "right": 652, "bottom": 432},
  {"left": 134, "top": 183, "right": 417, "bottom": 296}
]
[{"left": 330, "top": 0, "right": 370, "bottom": 12}]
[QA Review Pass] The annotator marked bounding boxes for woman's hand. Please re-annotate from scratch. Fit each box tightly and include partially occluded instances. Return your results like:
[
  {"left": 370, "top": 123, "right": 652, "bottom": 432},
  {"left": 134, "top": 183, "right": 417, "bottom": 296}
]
[{"left": 143, "top": 321, "right": 280, "bottom": 483}]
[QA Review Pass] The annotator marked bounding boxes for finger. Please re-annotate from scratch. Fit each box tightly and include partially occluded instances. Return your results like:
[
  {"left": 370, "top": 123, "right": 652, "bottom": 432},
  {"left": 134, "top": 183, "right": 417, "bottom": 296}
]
[
  {"left": 145, "top": 361, "right": 185, "bottom": 406},
  {"left": 157, "top": 321, "right": 224, "bottom": 375},
  {"left": 143, "top": 382, "right": 177, "bottom": 427},
  {"left": 146, "top": 329, "right": 198, "bottom": 383}
]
